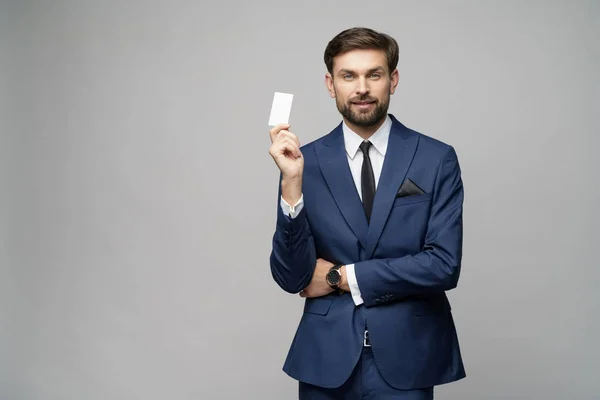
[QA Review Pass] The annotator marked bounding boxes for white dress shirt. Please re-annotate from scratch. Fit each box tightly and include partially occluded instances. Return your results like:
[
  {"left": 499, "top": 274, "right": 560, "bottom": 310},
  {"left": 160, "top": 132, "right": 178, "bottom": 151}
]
[{"left": 280, "top": 116, "right": 392, "bottom": 306}]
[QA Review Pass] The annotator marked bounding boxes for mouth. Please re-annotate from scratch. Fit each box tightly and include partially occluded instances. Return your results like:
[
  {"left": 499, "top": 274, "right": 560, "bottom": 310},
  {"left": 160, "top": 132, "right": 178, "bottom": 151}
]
[{"left": 352, "top": 101, "right": 376, "bottom": 110}]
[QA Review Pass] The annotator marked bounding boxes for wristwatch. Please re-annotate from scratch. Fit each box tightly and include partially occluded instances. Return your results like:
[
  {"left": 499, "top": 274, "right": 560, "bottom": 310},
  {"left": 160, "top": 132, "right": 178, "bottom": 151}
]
[{"left": 326, "top": 264, "right": 344, "bottom": 294}]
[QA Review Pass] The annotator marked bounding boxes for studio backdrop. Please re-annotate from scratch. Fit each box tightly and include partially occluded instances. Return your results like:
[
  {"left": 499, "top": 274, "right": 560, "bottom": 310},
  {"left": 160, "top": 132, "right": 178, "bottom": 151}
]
[{"left": 1, "top": 0, "right": 598, "bottom": 399}]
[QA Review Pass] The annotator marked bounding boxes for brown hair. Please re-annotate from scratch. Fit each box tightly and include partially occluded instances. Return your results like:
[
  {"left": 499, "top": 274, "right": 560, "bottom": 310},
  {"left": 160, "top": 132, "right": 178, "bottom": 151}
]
[{"left": 324, "top": 27, "right": 399, "bottom": 75}]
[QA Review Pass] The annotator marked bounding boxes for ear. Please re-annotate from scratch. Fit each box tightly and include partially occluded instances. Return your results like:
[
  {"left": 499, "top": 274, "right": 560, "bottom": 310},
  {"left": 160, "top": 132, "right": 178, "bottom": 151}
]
[
  {"left": 389, "top": 69, "right": 399, "bottom": 95},
  {"left": 325, "top": 73, "right": 336, "bottom": 98}
]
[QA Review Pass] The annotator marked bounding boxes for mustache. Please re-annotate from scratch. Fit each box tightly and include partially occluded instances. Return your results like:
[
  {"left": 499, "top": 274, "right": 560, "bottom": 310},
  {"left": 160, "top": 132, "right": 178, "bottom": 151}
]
[{"left": 350, "top": 97, "right": 377, "bottom": 103}]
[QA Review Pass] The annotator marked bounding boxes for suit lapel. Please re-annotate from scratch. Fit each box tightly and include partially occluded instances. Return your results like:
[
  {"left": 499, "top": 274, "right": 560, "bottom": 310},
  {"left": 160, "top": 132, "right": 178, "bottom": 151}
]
[
  {"left": 366, "top": 116, "right": 419, "bottom": 258},
  {"left": 316, "top": 124, "right": 368, "bottom": 251}
]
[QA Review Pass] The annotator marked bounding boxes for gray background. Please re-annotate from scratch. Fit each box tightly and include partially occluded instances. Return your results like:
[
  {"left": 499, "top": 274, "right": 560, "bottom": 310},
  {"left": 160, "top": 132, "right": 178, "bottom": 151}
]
[{"left": 2, "top": 0, "right": 599, "bottom": 399}]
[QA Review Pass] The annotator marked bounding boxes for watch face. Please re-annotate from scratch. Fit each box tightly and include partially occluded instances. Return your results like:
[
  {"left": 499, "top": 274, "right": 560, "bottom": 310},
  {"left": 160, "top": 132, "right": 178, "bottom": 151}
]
[{"left": 327, "top": 269, "right": 341, "bottom": 286}]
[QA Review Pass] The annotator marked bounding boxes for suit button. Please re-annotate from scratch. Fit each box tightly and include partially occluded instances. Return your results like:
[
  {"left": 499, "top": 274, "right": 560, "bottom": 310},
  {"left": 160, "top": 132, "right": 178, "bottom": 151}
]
[{"left": 375, "top": 298, "right": 382, "bottom": 304}]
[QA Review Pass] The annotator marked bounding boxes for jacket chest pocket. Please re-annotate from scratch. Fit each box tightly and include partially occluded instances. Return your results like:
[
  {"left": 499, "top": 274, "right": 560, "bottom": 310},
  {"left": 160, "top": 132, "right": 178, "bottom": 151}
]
[{"left": 392, "top": 193, "right": 432, "bottom": 208}]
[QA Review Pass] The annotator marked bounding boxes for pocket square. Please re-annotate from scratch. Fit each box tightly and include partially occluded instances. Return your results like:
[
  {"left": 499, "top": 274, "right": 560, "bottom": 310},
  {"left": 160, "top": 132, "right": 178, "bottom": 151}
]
[{"left": 395, "top": 178, "right": 426, "bottom": 198}]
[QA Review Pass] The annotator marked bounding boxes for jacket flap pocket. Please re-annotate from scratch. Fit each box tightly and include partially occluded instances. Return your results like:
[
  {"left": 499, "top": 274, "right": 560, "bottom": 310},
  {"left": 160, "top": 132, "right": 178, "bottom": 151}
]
[{"left": 304, "top": 298, "right": 332, "bottom": 315}]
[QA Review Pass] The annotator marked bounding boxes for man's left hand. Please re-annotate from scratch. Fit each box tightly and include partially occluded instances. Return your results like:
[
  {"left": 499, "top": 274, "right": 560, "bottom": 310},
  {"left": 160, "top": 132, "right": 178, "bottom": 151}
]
[{"left": 300, "top": 258, "right": 347, "bottom": 298}]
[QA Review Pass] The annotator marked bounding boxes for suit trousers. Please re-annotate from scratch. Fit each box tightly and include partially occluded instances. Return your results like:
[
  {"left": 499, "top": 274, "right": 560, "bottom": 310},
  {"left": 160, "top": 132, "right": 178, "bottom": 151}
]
[{"left": 298, "top": 346, "right": 434, "bottom": 400}]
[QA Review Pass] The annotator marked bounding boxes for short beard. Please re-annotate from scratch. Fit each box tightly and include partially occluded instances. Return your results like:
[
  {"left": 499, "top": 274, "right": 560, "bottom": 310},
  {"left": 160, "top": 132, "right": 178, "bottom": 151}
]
[{"left": 336, "top": 93, "right": 390, "bottom": 128}]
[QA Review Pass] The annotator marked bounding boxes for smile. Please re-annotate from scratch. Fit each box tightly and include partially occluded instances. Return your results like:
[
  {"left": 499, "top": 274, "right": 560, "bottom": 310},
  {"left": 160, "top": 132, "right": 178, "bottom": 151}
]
[{"left": 352, "top": 101, "right": 375, "bottom": 109}]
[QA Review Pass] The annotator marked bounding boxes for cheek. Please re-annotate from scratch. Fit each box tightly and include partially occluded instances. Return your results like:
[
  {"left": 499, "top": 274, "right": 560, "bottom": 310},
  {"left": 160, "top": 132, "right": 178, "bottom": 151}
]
[
  {"left": 375, "top": 82, "right": 391, "bottom": 96},
  {"left": 333, "top": 82, "right": 353, "bottom": 98}
]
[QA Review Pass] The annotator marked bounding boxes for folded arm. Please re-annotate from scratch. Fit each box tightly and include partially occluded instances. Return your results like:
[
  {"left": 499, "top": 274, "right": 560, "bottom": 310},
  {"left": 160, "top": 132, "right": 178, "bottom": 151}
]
[
  {"left": 269, "top": 177, "right": 316, "bottom": 293},
  {"left": 354, "top": 147, "right": 464, "bottom": 307},
  {"left": 273, "top": 193, "right": 364, "bottom": 302}
]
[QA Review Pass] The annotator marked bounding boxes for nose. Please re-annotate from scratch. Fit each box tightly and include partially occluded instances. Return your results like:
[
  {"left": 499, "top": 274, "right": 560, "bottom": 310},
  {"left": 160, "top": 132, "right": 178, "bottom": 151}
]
[{"left": 355, "top": 77, "right": 369, "bottom": 96}]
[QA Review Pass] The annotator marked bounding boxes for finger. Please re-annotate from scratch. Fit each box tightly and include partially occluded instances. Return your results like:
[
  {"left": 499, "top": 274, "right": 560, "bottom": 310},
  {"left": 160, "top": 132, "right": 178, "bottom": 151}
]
[
  {"left": 269, "top": 124, "right": 291, "bottom": 143},
  {"left": 281, "top": 138, "right": 301, "bottom": 158},
  {"left": 270, "top": 124, "right": 290, "bottom": 138},
  {"left": 277, "top": 138, "right": 301, "bottom": 159},
  {"left": 277, "top": 130, "right": 300, "bottom": 147}
]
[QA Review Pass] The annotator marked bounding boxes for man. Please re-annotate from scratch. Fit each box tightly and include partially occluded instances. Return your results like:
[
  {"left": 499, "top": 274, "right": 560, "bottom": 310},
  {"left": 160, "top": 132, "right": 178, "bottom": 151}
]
[{"left": 268, "top": 27, "right": 465, "bottom": 399}]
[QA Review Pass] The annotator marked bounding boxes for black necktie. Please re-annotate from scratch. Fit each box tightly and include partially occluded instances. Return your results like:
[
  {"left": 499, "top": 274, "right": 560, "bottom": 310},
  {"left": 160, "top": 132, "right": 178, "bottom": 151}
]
[{"left": 359, "top": 141, "right": 376, "bottom": 223}]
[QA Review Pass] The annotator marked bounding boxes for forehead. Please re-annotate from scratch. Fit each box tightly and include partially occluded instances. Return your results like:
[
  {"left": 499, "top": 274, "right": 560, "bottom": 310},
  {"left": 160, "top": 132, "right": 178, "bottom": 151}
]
[{"left": 332, "top": 49, "right": 388, "bottom": 73}]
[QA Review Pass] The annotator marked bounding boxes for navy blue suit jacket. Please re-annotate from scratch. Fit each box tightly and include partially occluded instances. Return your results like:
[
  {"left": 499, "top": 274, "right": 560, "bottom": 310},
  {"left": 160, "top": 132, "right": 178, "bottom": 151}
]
[{"left": 270, "top": 115, "right": 466, "bottom": 390}]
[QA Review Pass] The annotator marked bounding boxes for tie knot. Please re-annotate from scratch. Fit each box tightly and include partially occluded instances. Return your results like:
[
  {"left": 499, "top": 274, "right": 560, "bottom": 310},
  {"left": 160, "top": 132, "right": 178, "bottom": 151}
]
[{"left": 359, "top": 141, "right": 372, "bottom": 155}]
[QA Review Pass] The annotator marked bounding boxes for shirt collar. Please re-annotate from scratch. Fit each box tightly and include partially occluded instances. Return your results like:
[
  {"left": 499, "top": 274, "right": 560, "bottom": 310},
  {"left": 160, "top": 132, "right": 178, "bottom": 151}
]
[{"left": 343, "top": 115, "right": 392, "bottom": 160}]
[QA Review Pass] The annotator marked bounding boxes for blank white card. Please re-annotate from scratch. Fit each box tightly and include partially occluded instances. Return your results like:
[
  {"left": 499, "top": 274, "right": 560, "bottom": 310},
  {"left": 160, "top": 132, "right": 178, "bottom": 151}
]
[{"left": 268, "top": 92, "right": 294, "bottom": 126}]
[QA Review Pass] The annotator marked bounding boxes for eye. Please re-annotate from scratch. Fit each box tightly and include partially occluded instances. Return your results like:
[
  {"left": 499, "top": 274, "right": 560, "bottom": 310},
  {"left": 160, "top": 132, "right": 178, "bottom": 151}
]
[
  {"left": 370, "top": 73, "right": 381, "bottom": 79},
  {"left": 343, "top": 74, "right": 353, "bottom": 80}
]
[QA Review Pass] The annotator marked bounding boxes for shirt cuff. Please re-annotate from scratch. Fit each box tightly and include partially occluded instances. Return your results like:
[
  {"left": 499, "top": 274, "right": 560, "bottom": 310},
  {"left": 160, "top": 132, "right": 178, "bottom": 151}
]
[
  {"left": 345, "top": 264, "right": 364, "bottom": 306},
  {"left": 280, "top": 194, "right": 304, "bottom": 219}
]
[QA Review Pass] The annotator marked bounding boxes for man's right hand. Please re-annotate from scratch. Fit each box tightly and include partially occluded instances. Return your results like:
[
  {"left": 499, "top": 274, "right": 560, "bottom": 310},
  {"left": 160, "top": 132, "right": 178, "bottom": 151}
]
[{"left": 269, "top": 124, "right": 303, "bottom": 205}]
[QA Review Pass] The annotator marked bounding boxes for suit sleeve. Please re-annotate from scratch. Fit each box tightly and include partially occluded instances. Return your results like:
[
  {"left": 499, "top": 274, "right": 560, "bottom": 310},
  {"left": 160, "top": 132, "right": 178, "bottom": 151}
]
[
  {"left": 269, "top": 175, "right": 316, "bottom": 293},
  {"left": 354, "top": 146, "right": 464, "bottom": 307}
]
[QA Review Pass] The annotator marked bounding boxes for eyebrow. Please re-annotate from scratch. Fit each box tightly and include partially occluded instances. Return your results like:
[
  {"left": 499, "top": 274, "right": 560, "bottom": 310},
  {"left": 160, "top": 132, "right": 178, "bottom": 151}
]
[{"left": 337, "top": 66, "right": 386, "bottom": 75}]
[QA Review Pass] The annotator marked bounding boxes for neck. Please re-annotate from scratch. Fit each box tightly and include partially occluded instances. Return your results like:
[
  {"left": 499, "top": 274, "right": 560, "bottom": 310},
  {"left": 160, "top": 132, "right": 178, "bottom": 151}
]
[{"left": 344, "top": 116, "right": 386, "bottom": 140}]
